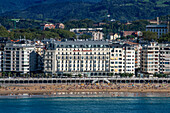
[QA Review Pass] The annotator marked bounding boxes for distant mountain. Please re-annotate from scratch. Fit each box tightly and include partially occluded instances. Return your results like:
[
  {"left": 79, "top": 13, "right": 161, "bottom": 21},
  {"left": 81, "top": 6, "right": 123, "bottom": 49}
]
[
  {"left": 0, "top": 0, "right": 100, "bottom": 13},
  {"left": 1, "top": 0, "right": 170, "bottom": 21}
]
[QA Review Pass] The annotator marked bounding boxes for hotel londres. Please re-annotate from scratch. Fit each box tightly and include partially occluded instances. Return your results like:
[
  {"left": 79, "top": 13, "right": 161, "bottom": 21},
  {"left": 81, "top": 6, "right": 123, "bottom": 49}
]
[{"left": 43, "top": 40, "right": 135, "bottom": 77}]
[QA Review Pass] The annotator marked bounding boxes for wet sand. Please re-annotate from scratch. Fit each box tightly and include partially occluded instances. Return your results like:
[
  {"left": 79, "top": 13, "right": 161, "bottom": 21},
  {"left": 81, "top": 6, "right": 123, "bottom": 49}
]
[{"left": 0, "top": 83, "right": 169, "bottom": 97}]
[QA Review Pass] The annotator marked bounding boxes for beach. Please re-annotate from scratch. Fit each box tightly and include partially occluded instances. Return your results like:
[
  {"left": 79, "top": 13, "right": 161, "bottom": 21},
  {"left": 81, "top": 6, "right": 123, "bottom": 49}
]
[{"left": 0, "top": 83, "right": 169, "bottom": 97}]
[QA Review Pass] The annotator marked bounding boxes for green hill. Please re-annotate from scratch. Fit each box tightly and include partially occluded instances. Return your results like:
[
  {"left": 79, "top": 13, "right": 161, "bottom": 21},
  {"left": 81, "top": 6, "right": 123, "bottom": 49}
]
[
  {"left": 0, "top": 0, "right": 100, "bottom": 13},
  {"left": 1, "top": 0, "right": 170, "bottom": 21}
]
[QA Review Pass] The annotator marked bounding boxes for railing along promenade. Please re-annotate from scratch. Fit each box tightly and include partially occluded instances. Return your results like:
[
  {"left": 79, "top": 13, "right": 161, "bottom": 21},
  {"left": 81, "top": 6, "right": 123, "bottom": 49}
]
[{"left": 0, "top": 77, "right": 170, "bottom": 84}]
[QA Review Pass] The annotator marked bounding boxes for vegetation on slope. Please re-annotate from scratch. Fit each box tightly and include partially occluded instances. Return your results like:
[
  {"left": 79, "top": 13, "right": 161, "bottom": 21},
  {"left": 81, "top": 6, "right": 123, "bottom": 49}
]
[{"left": 2, "top": 0, "right": 170, "bottom": 21}]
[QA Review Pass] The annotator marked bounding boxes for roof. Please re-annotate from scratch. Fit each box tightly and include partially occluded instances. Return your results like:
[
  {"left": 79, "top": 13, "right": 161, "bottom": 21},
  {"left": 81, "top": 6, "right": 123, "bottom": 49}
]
[
  {"left": 110, "top": 43, "right": 122, "bottom": 48},
  {"left": 123, "top": 31, "right": 136, "bottom": 36},
  {"left": 125, "top": 41, "right": 139, "bottom": 45},
  {"left": 54, "top": 41, "right": 109, "bottom": 46},
  {"left": 146, "top": 25, "right": 167, "bottom": 28},
  {"left": 46, "top": 40, "right": 111, "bottom": 49}
]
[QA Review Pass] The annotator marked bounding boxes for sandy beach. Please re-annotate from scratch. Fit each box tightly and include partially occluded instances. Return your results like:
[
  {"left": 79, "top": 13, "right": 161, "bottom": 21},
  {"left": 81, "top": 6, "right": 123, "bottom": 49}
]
[{"left": 0, "top": 83, "right": 169, "bottom": 97}]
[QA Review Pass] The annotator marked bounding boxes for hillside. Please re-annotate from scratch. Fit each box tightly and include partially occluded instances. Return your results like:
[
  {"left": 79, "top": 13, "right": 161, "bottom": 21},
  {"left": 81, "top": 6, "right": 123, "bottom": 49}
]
[
  {"left": 1, "top": 0, "right": 170, "bottom": 21},
  {"left": 0, "top": 0, "right": 100, "bottom": 14}
]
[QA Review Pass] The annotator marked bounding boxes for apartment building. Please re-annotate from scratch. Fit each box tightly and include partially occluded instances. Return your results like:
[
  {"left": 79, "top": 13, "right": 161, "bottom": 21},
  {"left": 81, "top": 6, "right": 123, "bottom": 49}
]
[
  {"left": 123, "top": 44, "right": 135, "bottom": 74},
  {"left": 125, "top": 42, "right": 142, "bottom": 70},
  {"left": 110, "top": 43, "right": 135, "bottom": 75},
  {"left": 3, "top": 41, "right": 35, "bottom": 74},
  {"left": 159, "top": 43, "right": 170, "bottom": 74},
  {"left": 141, "top": 42, "right": 160, "bottom": 74},
  {"left": 91, "top": 31, "right": 104, "bottom": 40},
  {"left": 43, "top": 41, "right": 110, "bottom": 76}
]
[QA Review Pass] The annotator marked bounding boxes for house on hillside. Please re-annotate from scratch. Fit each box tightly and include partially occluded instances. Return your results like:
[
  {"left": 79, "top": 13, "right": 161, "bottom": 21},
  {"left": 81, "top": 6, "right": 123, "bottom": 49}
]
[
  {"left": 40, "top": 24, "right": 55, "bottom": 30},
  {"left": 55, "top": 23, "right": 65, "bottom": 29},
  {"left": 123, "top": 31, "right": 136, "bottom": 37}
]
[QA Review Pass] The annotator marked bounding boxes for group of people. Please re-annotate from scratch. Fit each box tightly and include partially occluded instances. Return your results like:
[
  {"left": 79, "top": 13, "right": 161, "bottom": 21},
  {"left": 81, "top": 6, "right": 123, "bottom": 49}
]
[{"left": 0, "top": 83, "right": 169, "bottom": 94}]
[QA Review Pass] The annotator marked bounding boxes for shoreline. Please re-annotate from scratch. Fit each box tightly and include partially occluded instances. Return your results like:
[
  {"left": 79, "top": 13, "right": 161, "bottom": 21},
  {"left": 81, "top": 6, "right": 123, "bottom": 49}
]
[{"left": 0, "top": 92, "right": 169, "bottom": 98}]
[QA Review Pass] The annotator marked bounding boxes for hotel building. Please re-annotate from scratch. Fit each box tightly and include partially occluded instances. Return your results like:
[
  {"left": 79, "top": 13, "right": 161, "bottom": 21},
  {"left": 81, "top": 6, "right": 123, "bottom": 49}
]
[
  {"left": 43, "top": 41, "right": 110, "bottom": 76},
  {"left": 43, "top": 41, "right": 135, "bottom": 76}
]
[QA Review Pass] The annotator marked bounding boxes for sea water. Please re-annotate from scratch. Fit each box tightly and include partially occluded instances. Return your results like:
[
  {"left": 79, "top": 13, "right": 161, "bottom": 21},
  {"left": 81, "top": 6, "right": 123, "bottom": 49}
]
[{"left": 0, "top": 97, "right": 169, "bottom": 113}]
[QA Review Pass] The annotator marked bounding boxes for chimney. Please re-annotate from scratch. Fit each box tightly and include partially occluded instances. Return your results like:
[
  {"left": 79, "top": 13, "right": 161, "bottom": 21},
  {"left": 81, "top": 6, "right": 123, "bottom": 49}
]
[
  {"left": 157, "top": 17, "right": 159, "bottom": 25},
  {"left": 168, "top": 17, "right": 170, "bottom": 32}
]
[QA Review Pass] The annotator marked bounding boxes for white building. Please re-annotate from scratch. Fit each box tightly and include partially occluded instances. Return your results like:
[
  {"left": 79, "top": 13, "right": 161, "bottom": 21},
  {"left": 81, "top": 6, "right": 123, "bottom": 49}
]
[
  {"left": 43, "top": 41, "right": 136, "bottom": 76},
  {"left": 43, "top": 41, "right": 110, "bottom": 77},
  {"left": 159, "top": 43, "right": 170, "bottom": 74},
  {"left": 110, "top": 44, "right": 135, "bottom": 75},
  {"left": 91, "top": 31, "right": 104, "bottom": 40},
  {"left": 3, "top": 41, "right": 35, "bottom": 74},
  {"left": 107, "top": 33, "right": 120, "bottom": 41},
  {"left": 141, "top": 42, "right": 160, "bottom": 74}
]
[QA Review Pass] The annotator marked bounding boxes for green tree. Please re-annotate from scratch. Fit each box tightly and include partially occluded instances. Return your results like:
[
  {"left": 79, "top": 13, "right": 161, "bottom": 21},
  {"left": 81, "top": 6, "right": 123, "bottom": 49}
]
[
  {"left": 66, "top": 74, "right": 72, "bottom": 78},
  {"left": 143, "top": 31, "right": 158, "bottom": 41},
  {"left": 0, "top": 25, "right": 9, "bottom": 37},
  {"left": 120, "top": 73, "right": 126, "bottom": 78},
  {"left": 108, "top": 73, "right": 114, "bottom": 77},
  {"left": 127, "top": 35, "right": 135, "bottom": 39},
  {"left": 78, "top": 74, "right": 82, "bottom": 78},
  {"left": 2, "top": 72, "right": 6, "bottom": 78},
  {"left": 79, "top": 34, "right": 91, "bottom": 39},
  {"left": 7, "top": 72, "right": 11, "bottom": 78},
  {"left": 159, "top": 32, "right": 170, "bottom": 43}
]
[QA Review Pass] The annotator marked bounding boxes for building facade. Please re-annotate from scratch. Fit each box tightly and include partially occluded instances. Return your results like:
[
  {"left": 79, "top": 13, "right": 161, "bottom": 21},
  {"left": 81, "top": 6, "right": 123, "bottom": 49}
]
[
  {"left": 43, "top": 41, "right": 110, "bottom": 76},
  {"left": 3, "top": 41, "right": 35, "bottom": 74},
  {"left": 110, "top": 44, "right": 135, "bottom": 75},
  {"left": 110, "top": 44, "right": 123, "bottom": 74},
  {"left": 159, "top": 43, "right": 170, "bottom": 74},
  {"left": 141, "top": 42, "right": 160, "bottom": 74},
  {"left": 43, "top": 41, "right": 135, "bottom": 76},
  {"left": 141, "top": 42, "right": 170, "bottom": 74},
  {"left": 91, "top": 31, "right": 104, "bottom": 40},
  {"left": 146, "top": 25, "right": 168, "bottom": 38}
]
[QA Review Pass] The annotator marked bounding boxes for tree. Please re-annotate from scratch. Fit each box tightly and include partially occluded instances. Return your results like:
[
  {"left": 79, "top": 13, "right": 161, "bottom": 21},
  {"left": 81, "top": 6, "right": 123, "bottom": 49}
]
[
  {"left": 127, "top": 73, "right": 133, "bottom": 78},
  {"left": 53, "top": 73, "right": 57, "bottom": 78},
  {"left": 2, "top": 72, "right": 6, "bottom": 78},
  {"left": 142, "top": 31, "right": 158, "bottom": 41},
  {"left": 108, "top": 73, "right": 114, "bottom": 77},
  {"left": 13, "top": 73, "right": 17, "bottom": 78},
  {"left": 78, "top": 74, "right": 82, "bottom": 78},
  {"left": 7, "top": 72, "right": 11, "bottom": 78},
  {"left": 67, "top": 74, "right": 72, "bottom": 78},
  {"left": 31, "top": 73, "right": 34, "bottom": 78},
  {"left": 0, "top": 25, "right": 9, "bottom": 37},
  {"left": 127, "top": 35, "right": 135, "bottom": 39},
  {"left": 120, "top": 73, "right": 126, "bottom": 78},
  {"left": 159, "top": 32, "right": 170, "bottom": 43},
  {"left": 79, "top": 34, "right": 91, "bottom": 39}
]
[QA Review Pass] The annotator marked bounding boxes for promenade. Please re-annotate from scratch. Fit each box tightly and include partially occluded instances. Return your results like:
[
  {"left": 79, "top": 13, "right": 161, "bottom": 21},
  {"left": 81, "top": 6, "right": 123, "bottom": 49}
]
[{"left": 0, "top": 77, "right": 170, "bottom": 84}]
